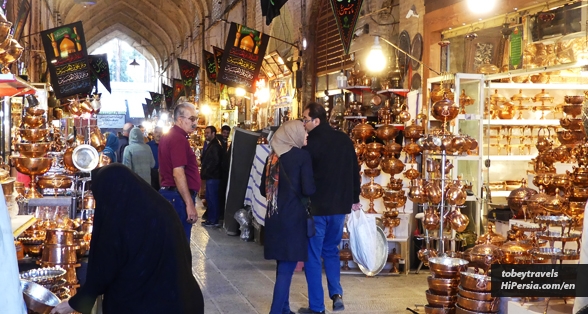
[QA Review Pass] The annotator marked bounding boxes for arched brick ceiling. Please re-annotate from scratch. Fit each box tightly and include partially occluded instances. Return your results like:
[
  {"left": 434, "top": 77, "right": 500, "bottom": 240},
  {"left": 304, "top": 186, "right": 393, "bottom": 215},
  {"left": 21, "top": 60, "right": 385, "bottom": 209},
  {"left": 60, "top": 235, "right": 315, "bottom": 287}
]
[{"left": 57, "top": 0, "right": 209, "bottom": 70}]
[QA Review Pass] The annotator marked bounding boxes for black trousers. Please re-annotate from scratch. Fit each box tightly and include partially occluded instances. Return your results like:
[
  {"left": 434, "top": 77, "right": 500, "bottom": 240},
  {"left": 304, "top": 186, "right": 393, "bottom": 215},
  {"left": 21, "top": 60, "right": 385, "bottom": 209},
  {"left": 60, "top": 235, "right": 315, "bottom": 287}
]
[{"left": 150, "top": 168, "right": 160, "bottom": 190}]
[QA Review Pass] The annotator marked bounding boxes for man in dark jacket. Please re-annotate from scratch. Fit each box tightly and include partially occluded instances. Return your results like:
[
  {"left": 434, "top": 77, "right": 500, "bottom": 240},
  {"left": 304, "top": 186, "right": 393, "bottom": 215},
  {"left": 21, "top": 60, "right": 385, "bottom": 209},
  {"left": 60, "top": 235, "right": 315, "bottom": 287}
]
[
  {"left": 299, "top": 102, "right": 360, "bottom": 314},
  {"left": 200, "top": 126, "right": 224, "bottom": 227},
  {"left": 117, "top": 122, "right": 134, "bottom": 162}
]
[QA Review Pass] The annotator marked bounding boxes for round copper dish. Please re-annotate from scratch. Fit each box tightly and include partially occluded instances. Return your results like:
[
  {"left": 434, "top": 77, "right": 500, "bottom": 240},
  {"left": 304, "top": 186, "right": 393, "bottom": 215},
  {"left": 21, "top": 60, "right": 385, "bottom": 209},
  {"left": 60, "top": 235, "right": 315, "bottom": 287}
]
[
  {"left": 456, "top": 295, "right": 499, "bottom": 313},
  {"left": 428, "top": 276, "right": 459, "bottom": 296},
  {"left": 37, "top": 175, "right": 73, "bottom": 189},
  {"left": 460, "top": 272, "right": 491, "bottom": 292},
  {"left": 457, "top": 286, "right": 495, "bottom": 301},
  {"left": 19, "top": 129, "right": 50, "bottom": 143},
  {"left": 426, "top": 290, "right": 457, "bottom": 307}
]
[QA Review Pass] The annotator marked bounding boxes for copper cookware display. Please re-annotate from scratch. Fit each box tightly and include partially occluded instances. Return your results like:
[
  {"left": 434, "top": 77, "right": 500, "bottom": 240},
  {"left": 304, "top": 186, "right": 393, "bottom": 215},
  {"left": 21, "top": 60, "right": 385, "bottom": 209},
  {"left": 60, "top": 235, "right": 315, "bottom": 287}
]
[{"left": 506, "top": 179, "right": 537, "bottom": 219}]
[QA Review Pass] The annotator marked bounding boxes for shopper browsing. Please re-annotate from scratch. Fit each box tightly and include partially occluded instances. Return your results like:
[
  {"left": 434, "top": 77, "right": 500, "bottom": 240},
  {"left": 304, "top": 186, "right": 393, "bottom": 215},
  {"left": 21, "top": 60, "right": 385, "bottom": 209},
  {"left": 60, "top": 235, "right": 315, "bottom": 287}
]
[{"left": 122, "top": 127, "right": 155, "bottom": 183}]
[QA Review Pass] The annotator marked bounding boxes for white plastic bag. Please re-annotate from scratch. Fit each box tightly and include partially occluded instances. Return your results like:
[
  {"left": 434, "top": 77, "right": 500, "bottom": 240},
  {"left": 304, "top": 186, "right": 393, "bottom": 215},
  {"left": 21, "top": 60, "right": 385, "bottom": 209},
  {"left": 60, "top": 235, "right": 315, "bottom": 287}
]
[{"left": 347, "top": 209, "right": 378, "bottom": 272}]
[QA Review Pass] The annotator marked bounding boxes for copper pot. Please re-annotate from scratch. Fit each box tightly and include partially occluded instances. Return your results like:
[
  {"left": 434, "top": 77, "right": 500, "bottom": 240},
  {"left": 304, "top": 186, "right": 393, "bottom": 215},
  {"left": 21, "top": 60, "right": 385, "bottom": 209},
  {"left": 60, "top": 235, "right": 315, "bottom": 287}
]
[
  {"left": 89, "top": 127, "right": 106, "bottom": 152},
  {"left": 37, "top": 175, "right": 73, "bottom": 189},
  {"left": 462, "top": 244, "right": 502, "bottom": 272},
  {"left": 457, "top": 295, "right": 499, "bottom": 313},
  {"left": 385, "top": 142, "right": 402, "bottom": 155},
  {"left": 497, "top": 101, "right": 515, "bottom": 119},
  {"left": 460, "top": 273, "right": 491, "bottom": 292},
  {"left": 425, "top": 180, "right": 442, "bottom": 204},
  {"left": 375, "top": 124, "right": 398, "bottom": 142},
  {"left": 506, "top": 179, "right": 537, "bottom": 217},
  {"left": 568, "top": 167, "right": 588, "bottom": 187},
  {"left": 41, "top": 244, "right": 78, "bottom": 264},
  {"left": 25, "top": 107, "right": 45, "bottom": 116},
  {"left": 380, "top": 156, "right": 404, "bottom": 175},
  {"left": 404, "top": 120, "right": 424, "bottom": 140},
  {"left": 476, "top": 223, "right": 505, "bottom": 246},
  {"left": 446, "top": 180, "right": 467, "bottom": 206},
  {"left": 423, "top": 207, "right": 440, "bottom": 230},
  {"left": 450, "top": 207, "right": 470, "bottom": 232},
  {"left": 404, "top": 167, "right": 420, "bottom": 180},
  {"left": 408, "top": 178, "right": 427, "bottom": 203},
  {"left": 63, "top": 147, "right": 77, "bottom": 173},
  {"left": 500, "top": 241, "right": 533, "bottom": 264},
  {"left": 16, "top": 143, "right": 50, "bottom": 158},
  {"left": 550, "top": 174, "right": 571, "bottom": 191},
  {"left": 458, "top": 286, "right": 495, "bottom": 301},
  {"left": 426, "top": 290, "right": 457, "bottom": 307},
  {"left": 83, "top": 192, "right": 96, "bottom": 209},
  {"left": 432, "top": 94, "right": 459, "bottom": 122},
  {"left": 351, "top": 122, "right": 375, "bottom": 142},
  {"left": 427, "top": 276, "right": 459, "bottom": 296},
  {"left": 45, "top": 229, "right": 76, "bottom": 246},
  {"left": 428, "top": 256, "right": 469, "bottom": 279}
]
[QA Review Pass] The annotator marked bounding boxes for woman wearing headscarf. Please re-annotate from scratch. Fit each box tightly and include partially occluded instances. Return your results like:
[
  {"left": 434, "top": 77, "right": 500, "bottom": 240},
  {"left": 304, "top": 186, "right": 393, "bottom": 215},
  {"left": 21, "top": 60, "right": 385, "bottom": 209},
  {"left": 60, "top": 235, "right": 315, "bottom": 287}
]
[
  {"left": 102, "top": 132, "right": 119, "bottom": 163},
  {"left": 260, "top": 120, "right": 315, "bottom": 314},
  {"left": 50, "top": 164, "right": 204, "bottom": 314}
]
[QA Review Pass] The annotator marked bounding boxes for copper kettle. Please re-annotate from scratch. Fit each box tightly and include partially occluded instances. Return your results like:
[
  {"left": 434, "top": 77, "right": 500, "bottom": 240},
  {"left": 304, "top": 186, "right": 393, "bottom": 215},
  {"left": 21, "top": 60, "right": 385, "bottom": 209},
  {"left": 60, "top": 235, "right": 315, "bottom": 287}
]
[
  {"left": 449, "top": 207, "right": 470, "bottom": 232},
  {"left": 83, "top": 191, "right": 96, "bottom": 209}
]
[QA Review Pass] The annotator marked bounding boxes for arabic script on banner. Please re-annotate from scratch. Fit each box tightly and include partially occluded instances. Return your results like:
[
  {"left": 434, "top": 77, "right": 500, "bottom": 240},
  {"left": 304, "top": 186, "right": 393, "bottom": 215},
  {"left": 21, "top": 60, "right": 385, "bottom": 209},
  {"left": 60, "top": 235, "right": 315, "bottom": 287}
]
[{"left": 329, "top": 0, "right": 365, "bottom": 55}]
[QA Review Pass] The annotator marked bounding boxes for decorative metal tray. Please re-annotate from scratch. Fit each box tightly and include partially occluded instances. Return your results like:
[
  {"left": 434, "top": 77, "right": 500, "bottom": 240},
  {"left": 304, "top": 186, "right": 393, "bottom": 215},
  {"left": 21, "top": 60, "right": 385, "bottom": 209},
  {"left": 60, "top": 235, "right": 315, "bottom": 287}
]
[
  {"left": 18, "top": 237, "right": 45, "bottom": 245},
  {"left": 536, "top": 231, "right": 582, "bottom": 242},
  {"left": 357, "top": 226, "right": 389, "bottom": 277},
  {"left": 534, "top": 215, "right": 573, "bottom": 225},
  {"left": 20, "top": 267, "right": 66, "bottom": 285}
]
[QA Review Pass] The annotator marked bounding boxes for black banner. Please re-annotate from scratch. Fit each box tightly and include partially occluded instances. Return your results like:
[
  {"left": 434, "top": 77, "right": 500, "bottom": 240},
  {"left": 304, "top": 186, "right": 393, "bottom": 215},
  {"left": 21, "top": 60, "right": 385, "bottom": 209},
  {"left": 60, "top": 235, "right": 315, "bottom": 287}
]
[
  {"left": 162, "top": 84, "right": 173, "bottom": 109},
  {"left": 149, "top": 92, "right": 163, "bottom": 114},
  {"left": 89, "top": 54, "right": 111, "bottom": 93},
  {"left": 41, "top": 21, "right": 93, "bottom": 99},
  {"left": 217, "top": 23, "right": 270, "bottom": 93},
  {"left": 142, "top": 103, "right": 148, "bottom": 119},
  {"left": 212, "top": 46, "right": 225, "bottom": 89},
  {"left": 145, "top": 98, "right": 154, "bottom": 117},
  {"left": 329, "top": 0, "right": 365, "bottom": 55},
  {"left": 177, "top": 58, "right": 199, "bottom": 96},
  {"left": 172, "top": 78, "right": 185, "bottom": 104},
  {"left": 203, "top": 50, "right": 217, "bottom": 84},
  {"left": 490, "top": 264, "right": 588, "bottom": 298}
]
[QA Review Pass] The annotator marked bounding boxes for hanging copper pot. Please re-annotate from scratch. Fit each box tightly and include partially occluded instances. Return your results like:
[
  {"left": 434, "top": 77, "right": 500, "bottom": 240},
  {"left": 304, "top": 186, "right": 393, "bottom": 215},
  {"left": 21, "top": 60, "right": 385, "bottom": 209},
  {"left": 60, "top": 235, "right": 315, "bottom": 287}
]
[
  {"left": 431, "top": 94, "right": 459, "bottom": 122},
  {"left": 63, "top": 146, "right": 77, "bottom": 173}
]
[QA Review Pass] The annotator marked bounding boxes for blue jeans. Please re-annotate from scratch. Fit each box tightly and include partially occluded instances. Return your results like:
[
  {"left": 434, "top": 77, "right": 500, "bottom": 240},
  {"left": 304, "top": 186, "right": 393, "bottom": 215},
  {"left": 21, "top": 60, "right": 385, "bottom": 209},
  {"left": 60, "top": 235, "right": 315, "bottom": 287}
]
[
  {"left": 159, "top": 189, "right": 194, "bottom": 241},
  {"left": 270, "top": 260, "right": 297, "bottom": 314},
  {"left": 304, "top": 214, "right": 346, "bottom": 312},
  {"left": 205, "top": 179, "right": 220, "bottom": 224}
]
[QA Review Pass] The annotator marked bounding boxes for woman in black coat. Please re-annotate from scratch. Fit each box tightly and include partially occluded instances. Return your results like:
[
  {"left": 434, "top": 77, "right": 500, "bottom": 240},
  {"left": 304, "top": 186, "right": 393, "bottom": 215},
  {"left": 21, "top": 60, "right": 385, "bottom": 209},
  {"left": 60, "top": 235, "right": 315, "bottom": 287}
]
[
  {"left": 51, "top": 164, "right": 204, "bottom": 314},
  {"left": 260, "top": 120, "right": 316, "bottom": 314}
]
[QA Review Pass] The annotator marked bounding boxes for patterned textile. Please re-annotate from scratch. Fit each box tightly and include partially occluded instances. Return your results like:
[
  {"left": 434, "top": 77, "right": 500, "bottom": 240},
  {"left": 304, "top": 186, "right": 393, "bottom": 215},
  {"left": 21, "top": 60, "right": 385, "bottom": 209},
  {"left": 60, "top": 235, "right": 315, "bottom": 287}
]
[{"left": 264, "top": 152, "right": 280, "bottom": 217}]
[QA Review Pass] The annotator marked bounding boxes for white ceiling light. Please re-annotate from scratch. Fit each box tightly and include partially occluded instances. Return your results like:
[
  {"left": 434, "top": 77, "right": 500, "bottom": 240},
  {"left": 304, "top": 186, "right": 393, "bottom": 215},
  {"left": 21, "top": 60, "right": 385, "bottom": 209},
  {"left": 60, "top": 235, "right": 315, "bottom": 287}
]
[
  {"left": 74, "top": 0, "right": 97, "bottom": 6},
  {"left": 467, "top": 0, "right": 496, "bottom": 14}
]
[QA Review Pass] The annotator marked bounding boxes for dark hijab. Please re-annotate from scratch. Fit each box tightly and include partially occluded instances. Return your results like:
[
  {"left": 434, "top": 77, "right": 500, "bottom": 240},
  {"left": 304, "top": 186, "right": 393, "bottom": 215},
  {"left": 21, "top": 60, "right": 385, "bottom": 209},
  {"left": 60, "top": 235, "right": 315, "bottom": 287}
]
[
  {"left": 68, "top": 164, "right": 204, "bottom": 313},
  {"left": 103, "top": 133, "right": 119, "bottom": 163}
]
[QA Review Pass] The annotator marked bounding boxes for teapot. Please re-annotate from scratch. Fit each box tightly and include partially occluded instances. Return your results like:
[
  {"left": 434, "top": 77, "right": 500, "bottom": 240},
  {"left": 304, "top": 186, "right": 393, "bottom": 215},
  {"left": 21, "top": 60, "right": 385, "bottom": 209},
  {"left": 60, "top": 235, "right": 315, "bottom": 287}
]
[
  {"left": 445, "top": 177, "right": 467, "bottom": 206},
  {"left": 425, "top": 180, "right": 442, "bottom": 204},
  {"left": 449, "top": 207, "right": 470, "bottom": 232},
  {"left": 535, "top": 127, "right": 552, "bottom": 153},
  {"left": 408, "top": 178, "right": 427, "bottom": 203},
  {"left": 423, "top": 207, "right": 440, "bottom": 230},
  {"left": 497, "top": 101, "right": 515, "bottom": 119}
]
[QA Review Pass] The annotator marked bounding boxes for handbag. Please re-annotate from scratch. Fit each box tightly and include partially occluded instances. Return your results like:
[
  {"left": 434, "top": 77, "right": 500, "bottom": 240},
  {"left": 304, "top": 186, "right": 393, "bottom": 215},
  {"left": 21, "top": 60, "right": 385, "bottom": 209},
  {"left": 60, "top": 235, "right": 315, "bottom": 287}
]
[{"left": 279, "top": 160, "right": 316, "bottom": 238}]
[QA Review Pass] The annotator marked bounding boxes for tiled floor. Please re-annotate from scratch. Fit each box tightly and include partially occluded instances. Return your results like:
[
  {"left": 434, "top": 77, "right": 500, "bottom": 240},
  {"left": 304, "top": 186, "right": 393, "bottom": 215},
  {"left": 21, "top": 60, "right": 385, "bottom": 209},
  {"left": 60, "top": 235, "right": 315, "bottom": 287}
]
[{"left": 189, "top": 220, "right": 430, "bottom": 314}]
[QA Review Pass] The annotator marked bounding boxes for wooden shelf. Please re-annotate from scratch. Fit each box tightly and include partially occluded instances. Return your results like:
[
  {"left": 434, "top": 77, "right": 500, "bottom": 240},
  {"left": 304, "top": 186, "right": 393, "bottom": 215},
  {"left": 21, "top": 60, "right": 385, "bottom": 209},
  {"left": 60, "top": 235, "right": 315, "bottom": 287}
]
[
  {"left": 377, "top": 89, "right": 410, "bottom": 97},
  {"left": 487, "top": 82, "right": 588, "bottom": 91}
]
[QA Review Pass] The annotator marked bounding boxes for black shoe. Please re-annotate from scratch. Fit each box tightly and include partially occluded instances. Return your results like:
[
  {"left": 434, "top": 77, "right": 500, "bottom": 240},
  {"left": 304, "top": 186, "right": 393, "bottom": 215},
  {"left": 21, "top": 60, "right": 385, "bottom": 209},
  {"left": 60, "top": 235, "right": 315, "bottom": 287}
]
[
  {"left": 332, "top": 294, "right": 344, "bottom": 311},
  {"left": 298, "top": 307, "right": 325, "bottom": 314},
  {"left": 202, "top": 221, "right": 220, "bottom": 228}
]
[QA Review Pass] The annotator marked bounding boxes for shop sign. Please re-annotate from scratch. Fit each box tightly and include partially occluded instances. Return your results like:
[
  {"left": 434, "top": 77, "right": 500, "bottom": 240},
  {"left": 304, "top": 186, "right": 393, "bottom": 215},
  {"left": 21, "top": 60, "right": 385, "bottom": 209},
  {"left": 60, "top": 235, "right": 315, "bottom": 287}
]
[
  {"left": 41, "top": 21, "right": 93, "bottom": 99},
  {"left": 329, "top": 0, "right": 365, "bottom": 55},
  {"left": 217, "top": 23, "right": 270, "bottom": 93},
  {"left": 172, "top": 78, "right": 185, "bottom": 103},
  {"left": 509, "top": 25, "right": 524, "bottom": 70},
  {"left": 177, "top": 58, "right": 200, "bottom": 96},
  {"left": 97, "top": 114, "right": 125, "bottom": 129},
  {"left": 203, "top": 50, "right": 217, "bottom": 83},
  {"left": 89, "top": 54, "right": 111, "bottom": 93},
  {"left": 162, "top": 84, "right": 173, "bottom": 109}
]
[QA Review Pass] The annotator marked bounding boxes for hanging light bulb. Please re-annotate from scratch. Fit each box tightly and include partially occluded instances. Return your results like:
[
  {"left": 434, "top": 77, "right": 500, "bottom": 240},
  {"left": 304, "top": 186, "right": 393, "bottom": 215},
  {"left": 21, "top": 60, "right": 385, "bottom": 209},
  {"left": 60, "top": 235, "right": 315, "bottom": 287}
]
[{"left": 366, "top": 36, "right": 386, "bottom": 72}]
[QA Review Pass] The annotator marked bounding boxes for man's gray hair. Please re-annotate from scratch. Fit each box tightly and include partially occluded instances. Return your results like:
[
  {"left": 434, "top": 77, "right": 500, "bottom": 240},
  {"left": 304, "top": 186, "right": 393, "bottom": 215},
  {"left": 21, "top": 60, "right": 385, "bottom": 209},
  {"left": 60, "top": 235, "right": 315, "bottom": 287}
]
[{"left": 173, "top": 102, "right": 196, "bottom": 121}]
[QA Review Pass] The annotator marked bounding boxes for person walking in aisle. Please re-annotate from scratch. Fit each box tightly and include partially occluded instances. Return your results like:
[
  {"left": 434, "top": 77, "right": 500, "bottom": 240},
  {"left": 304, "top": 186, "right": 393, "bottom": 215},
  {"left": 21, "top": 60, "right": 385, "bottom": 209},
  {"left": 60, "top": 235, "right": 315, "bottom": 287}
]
[
  {"left": 298, "top": 102, "right": 360, "bottom": 314},
  {"left": 200, "top": 126, "right": 224, "bottom": 227},
  {"left": 117, "top": 122, "right": 134, "bottom": 162},
  {"left": 260, "top": 120, "right": 315, "bottom": 314},
  {"left": 158, "top": 102, "right": 201, "bottom": 241},
  {"left": 102, "top": 132, "right": 119, "bottom": 163},
  {"left": 122, "top": 127, "right": 155, "bottom": 183},
  {"left": 147, "top": 126, "right": 162, "bottom": 190}
]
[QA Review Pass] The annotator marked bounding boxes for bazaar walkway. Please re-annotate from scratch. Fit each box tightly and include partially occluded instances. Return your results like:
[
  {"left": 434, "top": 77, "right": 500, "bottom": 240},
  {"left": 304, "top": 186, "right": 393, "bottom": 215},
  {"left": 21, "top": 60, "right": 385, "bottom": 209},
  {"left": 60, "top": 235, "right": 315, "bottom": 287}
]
[{"left": 189, "top": 214, "right": 429, "bottom": 314}]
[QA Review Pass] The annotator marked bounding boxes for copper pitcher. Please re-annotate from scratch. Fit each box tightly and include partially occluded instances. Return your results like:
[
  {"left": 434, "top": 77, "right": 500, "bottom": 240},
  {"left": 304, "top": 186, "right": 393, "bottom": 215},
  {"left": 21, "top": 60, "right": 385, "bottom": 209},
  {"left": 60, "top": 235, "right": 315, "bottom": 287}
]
[
  {"left": 425, "top": 180, "right": 442, "bottom": 204},
  {"left": 450, "top": 207, "right": 470, "bottom": 232},
  {"left": 408, "top": 178, "right": 427, "bottom": 203},
  {"left": 446, "top": 179, "right": 467, "bottom": 206},
  {"left": 423, "top": 207, "right": 440, "bottom": 230}
]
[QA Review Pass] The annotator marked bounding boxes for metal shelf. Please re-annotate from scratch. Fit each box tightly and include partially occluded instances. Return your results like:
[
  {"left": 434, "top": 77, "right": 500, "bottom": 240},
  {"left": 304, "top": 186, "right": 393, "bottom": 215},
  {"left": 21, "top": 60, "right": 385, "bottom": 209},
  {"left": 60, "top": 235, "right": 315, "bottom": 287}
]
[
  {"left": 0, "top": 74, "right": 36, "bottom": 97},
  {"left": 483, "top": 119, "right": 561, "bottom": 126},
  {"left": 487, "top": 82, "right": 588, "bottom": 91},
  {"left": 483, "top": 155, "right": 536, "bottom": 161}
]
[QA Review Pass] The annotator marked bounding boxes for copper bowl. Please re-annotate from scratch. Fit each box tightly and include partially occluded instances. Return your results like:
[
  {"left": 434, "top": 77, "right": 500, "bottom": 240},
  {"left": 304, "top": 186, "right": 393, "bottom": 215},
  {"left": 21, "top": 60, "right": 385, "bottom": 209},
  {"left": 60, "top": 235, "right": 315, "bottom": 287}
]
[
  {"left": 12, "top": 156, "right": 52, "bottom": 176},
  {"left": 428, "top": 257, "right": 469, "bottom": 278},
  {"left": 16, "top": 143, "right": 50, "bottom": 157},
  {"left": 562, "top": 104, "right": 583, "bottom": 117},
  {"left": 21, "top": 280, "right": 60, "bottom": 314},
  {"left": 41, "top": 244, "right": 78, "bottom": 264},
  {"left": 458, "top": 286, "right": 495, "bottom": 301},
  {"left": 37, "top": 175, "right": 73, "bottom": 189},
  {"left": 428, "top": 276, "right": 459, "bottom": 296},
  {"left": 456, "top": 295, "right": 499, "bottom": 313},
  {"left": 426, "top": 290, "right": 457, "bottom": 308},
  {"left": 25, "top": 107, "right": 45, "bottom": 116},
  {"left": 460, "top": 272, "right": 491, "bottom": 292},
  {"left": 44, "top": 229, "right": 76, "bottom": 246},
  {"left": 564, "top": 95, "right": 585, "bottom": 105},
  {"left": 425, "top": 305, "right": 455, "bottom": 314},
  {"left": 19, "top": 129, "right": 50, "bottom": 143},
  {"left": 22, "top": 115, "right": 46, "bottom": 128}
]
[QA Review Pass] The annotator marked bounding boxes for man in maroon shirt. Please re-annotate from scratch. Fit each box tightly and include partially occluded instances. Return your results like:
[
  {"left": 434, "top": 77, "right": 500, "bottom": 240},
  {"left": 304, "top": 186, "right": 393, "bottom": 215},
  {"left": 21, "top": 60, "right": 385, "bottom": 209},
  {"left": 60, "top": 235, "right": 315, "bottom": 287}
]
[{"left": 158, "top": 102, "right": 201, "bottom": 241}]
